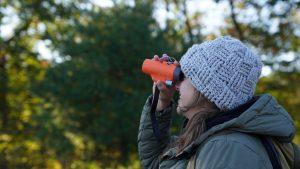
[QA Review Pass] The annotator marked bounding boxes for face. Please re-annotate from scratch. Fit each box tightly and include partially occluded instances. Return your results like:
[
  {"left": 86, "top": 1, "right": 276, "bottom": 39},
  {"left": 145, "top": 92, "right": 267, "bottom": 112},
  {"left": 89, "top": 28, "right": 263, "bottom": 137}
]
[{"left": 175, "top": 78, "right": 199, "bottom": 117}]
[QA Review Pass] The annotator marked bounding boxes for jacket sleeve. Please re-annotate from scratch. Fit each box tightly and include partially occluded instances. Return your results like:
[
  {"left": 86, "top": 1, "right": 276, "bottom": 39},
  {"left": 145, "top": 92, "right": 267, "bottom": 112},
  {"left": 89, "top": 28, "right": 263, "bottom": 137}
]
[
  {"left": 194, "top": 138, "right": 271, "bottom": 169},
  {"left": 138, "top": 95, "right": 173, "bottom": 169}
]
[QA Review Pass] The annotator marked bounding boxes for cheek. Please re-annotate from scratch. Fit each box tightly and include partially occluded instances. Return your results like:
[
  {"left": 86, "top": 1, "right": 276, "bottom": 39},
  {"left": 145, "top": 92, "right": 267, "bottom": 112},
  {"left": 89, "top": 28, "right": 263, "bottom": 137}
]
[
  {"left": 180, "top": 83, "right": 195, "bottom": 101},
  {"left": 185, "top": 90, "right": 196, "bottom": 103}
]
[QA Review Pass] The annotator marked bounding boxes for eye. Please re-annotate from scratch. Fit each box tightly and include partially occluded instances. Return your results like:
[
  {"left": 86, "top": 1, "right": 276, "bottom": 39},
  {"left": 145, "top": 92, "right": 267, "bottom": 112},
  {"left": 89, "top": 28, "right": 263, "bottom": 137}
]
[{"left": 180, "top": 73, "right": 185, "bottom": 81}]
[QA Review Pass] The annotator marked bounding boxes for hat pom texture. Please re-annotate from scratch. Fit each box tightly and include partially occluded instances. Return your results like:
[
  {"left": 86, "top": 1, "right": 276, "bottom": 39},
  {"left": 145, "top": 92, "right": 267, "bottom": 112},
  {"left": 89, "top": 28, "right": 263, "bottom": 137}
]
[{"left": 180, "top": 36, "right": 263, "bottom": 110}]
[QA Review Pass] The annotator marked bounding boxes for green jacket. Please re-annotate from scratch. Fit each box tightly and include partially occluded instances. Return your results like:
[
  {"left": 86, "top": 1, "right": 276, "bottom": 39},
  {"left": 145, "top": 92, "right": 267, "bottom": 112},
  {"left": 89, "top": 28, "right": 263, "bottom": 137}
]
[{"left": 138, "top": 94, "right": 296, "bottom": 169}]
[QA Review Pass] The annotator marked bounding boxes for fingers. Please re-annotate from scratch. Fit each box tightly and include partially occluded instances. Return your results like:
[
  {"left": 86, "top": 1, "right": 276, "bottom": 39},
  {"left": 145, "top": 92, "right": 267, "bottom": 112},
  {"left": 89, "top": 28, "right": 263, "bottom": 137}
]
[
  {"left": 153, "top": 54, "right": 180, "bottom": 65},
  {"left": 157, "top": 80, "right": 176, "bottom": 92},
  {"left": 174, "top": 60, "right": 179, "bottom": 66},
  {"left": 160, "top": 54, "right": 169, "bottom": 62},
  {"left": 156, "top": 80, "right": 166, "bottom": 90},
  {"left": 153, "top": 55, "right": 159, "bottom": 61},
  {"left": 153, "top": 81, "right": 172, "bottom": 91},
  {"left": 153, "top": 81, "right": 165, "bottom": 91},
  {"left": 153, "top": 54, "right": 167, "bottom": 62},
  {"left": 157, "top": 80, "right": 175, "bottom": 103},
  {"left": 152, "top": 54, "right": 170, "bottom": 62}
]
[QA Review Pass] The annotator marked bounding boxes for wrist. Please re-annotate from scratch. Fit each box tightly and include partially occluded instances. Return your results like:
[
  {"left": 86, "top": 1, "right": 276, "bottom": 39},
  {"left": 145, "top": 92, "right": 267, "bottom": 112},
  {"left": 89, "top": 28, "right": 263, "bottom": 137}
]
[{"left": 156, "top": 100, "right": 172, "bottom": 111}]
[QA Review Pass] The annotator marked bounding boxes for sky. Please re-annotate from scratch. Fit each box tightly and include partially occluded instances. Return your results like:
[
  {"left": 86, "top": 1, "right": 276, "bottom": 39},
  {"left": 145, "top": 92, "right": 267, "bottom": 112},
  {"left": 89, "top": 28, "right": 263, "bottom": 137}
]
[
  {"left": 94, "top": 0, "right": 230, "bottom": 36},
  {"left": 1, "top": 0, "right": 295, "bottom": 76}
]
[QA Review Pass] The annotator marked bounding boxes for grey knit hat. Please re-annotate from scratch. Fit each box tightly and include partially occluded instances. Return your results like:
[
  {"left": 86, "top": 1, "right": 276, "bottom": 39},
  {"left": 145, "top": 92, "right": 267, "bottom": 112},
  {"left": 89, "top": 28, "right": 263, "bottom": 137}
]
[{"left": 179, "top": 36, "right": 263, "bottom": 110}]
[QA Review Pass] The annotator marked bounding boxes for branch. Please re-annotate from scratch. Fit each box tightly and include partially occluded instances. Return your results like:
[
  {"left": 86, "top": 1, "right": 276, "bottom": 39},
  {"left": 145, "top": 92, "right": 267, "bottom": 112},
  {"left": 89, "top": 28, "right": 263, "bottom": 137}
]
[
  {"left": 229, "top": 0, "right": 244, "bottom": 41},
  {"left": 174, "top": 0, "right": 194, "bottom": 45},
  {"left": 183, "top": 0, "right": 194, "bottom": 45},
  {"left": 164, "top": 0, "right": 170, "bottom": 27}
]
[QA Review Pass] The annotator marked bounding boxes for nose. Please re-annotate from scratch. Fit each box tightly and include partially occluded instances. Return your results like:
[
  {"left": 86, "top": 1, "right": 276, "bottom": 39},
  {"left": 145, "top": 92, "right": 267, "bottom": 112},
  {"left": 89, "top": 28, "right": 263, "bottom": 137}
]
[{"left": 175, "top": 81, "right": 182, "bottom": 91}]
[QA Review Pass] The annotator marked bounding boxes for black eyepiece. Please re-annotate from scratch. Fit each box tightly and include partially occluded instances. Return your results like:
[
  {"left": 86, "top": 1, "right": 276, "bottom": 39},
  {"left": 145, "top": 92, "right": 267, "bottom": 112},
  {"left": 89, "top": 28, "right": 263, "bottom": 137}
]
[{"left": 173, "top": 67, "right": 184, "bottom": 82}]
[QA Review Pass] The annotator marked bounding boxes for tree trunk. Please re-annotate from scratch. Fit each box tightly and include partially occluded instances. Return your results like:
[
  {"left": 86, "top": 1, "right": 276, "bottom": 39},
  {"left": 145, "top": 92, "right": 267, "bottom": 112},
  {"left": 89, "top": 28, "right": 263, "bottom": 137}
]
[
  {"left": 0, "top": 55, "right": 8, "bottom": 130},
  {"left": 229, "top": 0, "right": 244, "bottom": 41},
  {"left": 182, "top": 0, "right": 194, "bottom": 46}
]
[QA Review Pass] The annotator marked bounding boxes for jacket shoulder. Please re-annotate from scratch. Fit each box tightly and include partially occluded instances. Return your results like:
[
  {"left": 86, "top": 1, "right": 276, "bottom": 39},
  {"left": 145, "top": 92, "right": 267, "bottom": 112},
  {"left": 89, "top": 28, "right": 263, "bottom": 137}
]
[
  {"left": 194, "top": 131, "right": 272, "bottom": 169},
  {"left": 209, "top": 131, "right": 263, "bottom": 150}
]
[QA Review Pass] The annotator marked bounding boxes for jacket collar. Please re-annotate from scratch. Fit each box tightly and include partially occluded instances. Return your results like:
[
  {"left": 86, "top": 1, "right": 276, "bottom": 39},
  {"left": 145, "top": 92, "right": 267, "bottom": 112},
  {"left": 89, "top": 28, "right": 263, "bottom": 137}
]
[{"left": 175, "top": 96, "right": 258, "bottom": 158}]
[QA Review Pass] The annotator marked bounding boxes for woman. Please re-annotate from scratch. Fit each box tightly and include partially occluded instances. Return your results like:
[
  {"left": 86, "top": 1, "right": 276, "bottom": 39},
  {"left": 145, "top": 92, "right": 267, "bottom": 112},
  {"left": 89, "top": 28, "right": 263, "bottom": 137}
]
[{"left": 138, "top": 36, "right": 298, "bottom": 169}]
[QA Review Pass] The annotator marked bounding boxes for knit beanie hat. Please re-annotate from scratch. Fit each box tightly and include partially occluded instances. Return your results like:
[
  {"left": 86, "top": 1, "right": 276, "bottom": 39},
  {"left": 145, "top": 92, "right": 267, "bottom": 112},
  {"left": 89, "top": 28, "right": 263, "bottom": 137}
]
[{"left": 179, "top": 36, "right": 263, "bottom": 110}]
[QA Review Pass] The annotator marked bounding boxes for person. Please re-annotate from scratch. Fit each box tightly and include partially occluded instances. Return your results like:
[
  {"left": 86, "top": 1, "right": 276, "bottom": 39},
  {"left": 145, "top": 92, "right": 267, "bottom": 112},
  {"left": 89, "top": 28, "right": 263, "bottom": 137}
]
[{"left": 138, "top": 36, "right": 300, "bottom": 169}]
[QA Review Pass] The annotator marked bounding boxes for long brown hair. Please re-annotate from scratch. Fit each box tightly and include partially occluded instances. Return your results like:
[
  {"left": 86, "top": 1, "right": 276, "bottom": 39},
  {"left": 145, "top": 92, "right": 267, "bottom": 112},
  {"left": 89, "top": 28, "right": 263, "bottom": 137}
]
[{"left": 175, "top": 91, "right": 220, "bottom": 154}]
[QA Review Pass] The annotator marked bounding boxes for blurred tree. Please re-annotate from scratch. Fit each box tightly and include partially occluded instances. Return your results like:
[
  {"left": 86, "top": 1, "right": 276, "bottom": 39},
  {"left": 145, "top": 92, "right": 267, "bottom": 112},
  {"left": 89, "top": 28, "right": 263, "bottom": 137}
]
[
  {"left": 216, "top": 0, "right": 300, "bottom": 72},
  {"left": 33, "top": 0, "right": 185, "bottom": 167},
  {"left": 0, "top": 0, "right": 85, "bottom": 168},
  {"left": 159, "top": 0, "right": 300, "bottom": 71}
]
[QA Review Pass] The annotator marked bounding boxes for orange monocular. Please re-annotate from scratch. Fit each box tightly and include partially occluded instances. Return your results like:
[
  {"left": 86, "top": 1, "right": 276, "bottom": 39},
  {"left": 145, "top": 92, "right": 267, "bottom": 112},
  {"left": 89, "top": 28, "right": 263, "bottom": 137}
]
[{"left": 142, "top": 59, "right": 184, "bottom": 86}]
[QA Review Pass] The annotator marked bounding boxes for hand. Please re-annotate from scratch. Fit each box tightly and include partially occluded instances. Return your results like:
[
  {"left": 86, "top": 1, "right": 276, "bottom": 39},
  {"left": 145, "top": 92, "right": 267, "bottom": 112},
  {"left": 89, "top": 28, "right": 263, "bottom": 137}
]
[
  {"left": 153, "top": 81, "right": 175, "bottom": 111},
  {"left": 152, "top": 54, "right": 178, "bottom": 111}
]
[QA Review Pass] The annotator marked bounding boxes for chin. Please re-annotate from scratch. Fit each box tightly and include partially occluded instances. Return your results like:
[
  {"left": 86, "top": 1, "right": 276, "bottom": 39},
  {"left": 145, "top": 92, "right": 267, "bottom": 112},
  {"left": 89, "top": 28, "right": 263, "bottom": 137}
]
[
  {"left": 176, "top": 106, "right": 180, "bottom": 114},
  {"left": 176, "top": 105, "right": 186, "bottom": 115}
]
